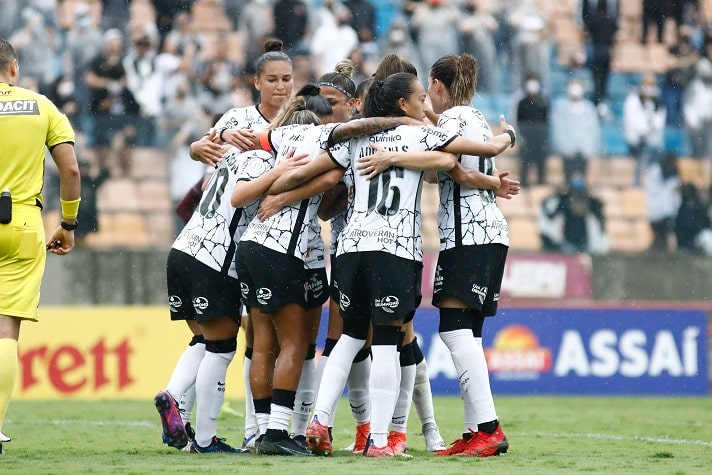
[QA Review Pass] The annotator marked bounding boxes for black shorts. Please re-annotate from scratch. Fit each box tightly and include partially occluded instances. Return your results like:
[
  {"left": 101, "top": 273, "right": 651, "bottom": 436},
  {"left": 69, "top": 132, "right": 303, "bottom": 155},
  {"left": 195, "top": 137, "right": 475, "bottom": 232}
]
[
  {"left": 329, "top": 253, "right": 340, "bottom": 301},
  {"left": 431, "top": 244, "right": 508, "bottom": 316},
  {"left": 336, "top": 251, "right": 421, "bottom": 323},
  {"left": 305, "top": 267, "right": 329, "bottom": 308},
  {"left": 236, "top": 241, "right": 308, "bottom": 313},
  {"left": 166, "top": 248, "right": 242, "bottom": 324}
]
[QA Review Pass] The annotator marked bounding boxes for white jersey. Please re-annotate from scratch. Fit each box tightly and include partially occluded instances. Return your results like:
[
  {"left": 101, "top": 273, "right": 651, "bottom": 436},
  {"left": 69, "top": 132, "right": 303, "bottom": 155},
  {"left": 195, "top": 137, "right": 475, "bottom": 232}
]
[
  {"left": 240, "top": 123, "right": 339, "bottom": 261},
  {"left": 172, "top": 148, "right": 271, "bottom": 277},
  {"left": 330, "top": 124, "right": 457, "bottom": 261},
  {"left": 214, "top": 104, "right": 270, "bottom": 146},
  {"left": 328, "top": 166, "right": 355, "bottom": 256},
  {"left": 436, "top": 106, "right": 510, "bottom": 249}
]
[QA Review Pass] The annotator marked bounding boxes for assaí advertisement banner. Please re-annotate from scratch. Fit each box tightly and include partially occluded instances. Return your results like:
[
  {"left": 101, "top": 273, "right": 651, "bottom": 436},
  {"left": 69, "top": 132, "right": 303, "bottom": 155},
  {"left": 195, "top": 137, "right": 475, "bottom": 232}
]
[
  {"left": 13, "top": 307, "right": 246, "bottom": 400},
  {"left": 415, "top": 308, "right": 708, "bottom": 395}
]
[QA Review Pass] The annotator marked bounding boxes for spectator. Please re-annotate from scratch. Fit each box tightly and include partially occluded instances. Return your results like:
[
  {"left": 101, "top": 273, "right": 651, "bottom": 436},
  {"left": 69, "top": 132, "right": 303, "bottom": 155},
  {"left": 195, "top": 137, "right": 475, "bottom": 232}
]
[
  {"left": 123, "top": 33, "right": 162, "bottom": 147},
  {"left": 238, "top": 0, "right": 275, "bottom": 73},
  {"left": 344, "top": 0, "right": 376, "bottom": 45},
  {"left": 509, "top": 5, "right": 550, "bottom": 94},
  {"left": 675, "top": 183, "right": 710, "bottom": 253},
  {"left": 683, "top": 57, "right": 712, "bottom": 160},
  {"left": 411, "top": 0, "right": 459, "bottom": 77},
  {"left": 646, "top": 152, "right": 681, "bottom": 252},
  {"left": 622, "top": 73, "right": 667, "bottom": 187},
  {"left": 538, "top": 171, "right": 608, "bottom": 254},
  {"left": 662, "top": 27, "right": 699, "bottom": 126},
  {"left": 63, "top": 3, "right": 103, "bottom": 115},
  {"left": 196, "top": 36, "right": 241, "bottom": 116},
  {"left": 379, "top": 18, "right": 423, "bottom": 79},
  {"left": 74, "top": 158, "right": 110, "bottom": 246},
  {"left": 642, "top": 0, "right": 668, "bottom": 44},
  {"left": 516, "top": 74, "right": 549, "bottom": 186},
  {"left": 273, "top": 0, "right": 309, "bottom": 56},
  {"left": 581, "top": 0, "right": 618, "bottom": 106},
  {"left": 550, "top": 78, "right": 602, "bottom": 182},
  {"left": 459, "top": 0, "right": 500, "bottom": 94},
  {"left": 9, "top": 7, "right": 59, "bottom": 93},
  {"left": 310, "top": 2, "right": 358, "bottom": 77},
  {"left": 48, "top": 74, "right": 81, "bottom": 126},
  {"left": 84, "top": 29, "right": 141, "bottom": 176}
]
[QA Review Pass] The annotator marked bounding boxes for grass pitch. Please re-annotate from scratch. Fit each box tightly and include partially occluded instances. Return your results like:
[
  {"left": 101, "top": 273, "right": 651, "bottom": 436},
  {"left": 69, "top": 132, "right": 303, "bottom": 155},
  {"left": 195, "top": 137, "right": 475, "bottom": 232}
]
[{"left": 2, "top": 396, "right": 711, "bottom": 474}]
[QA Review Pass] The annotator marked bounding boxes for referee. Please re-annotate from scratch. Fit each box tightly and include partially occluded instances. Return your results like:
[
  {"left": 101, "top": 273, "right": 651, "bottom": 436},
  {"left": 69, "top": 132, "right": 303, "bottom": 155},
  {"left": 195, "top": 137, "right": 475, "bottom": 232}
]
[{"left": 0, "top": 39, "right": 81, "bottom": 455}]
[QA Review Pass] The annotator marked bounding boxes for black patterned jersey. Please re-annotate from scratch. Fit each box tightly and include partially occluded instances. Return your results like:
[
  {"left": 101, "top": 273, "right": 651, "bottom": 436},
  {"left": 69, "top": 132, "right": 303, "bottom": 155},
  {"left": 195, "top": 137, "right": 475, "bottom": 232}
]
[
  {"left": 172, "top": 149, "right": 271, "bottom": 277},
  {"left": 329, "top": 125, "right": 457, "bottom": 261},
  {"left": 436, "top": 106, "right": 510, "bottom": 249},
  {"left": 239, "top": 123, "right": 339, "bottom": 261},
  {"left": 328, "top": 166, "right": 355, "bottom": 256}
]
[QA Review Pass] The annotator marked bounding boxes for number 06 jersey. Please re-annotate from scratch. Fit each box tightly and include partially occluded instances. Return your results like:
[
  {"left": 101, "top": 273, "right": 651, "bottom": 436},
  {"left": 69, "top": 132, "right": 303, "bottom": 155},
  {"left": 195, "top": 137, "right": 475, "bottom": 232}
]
[
  {"left": 171, "top": 148, "right": 274, "bottom": 278},
  {"left": 329, "top": 124, "right": 457, "bottom": 261}
]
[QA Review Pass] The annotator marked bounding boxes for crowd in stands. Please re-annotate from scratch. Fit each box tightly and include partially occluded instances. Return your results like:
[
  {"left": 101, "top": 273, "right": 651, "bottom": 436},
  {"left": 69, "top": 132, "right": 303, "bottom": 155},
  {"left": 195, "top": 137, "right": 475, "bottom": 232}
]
[{"left": 4, "top": 0, "right": 712, "bottom": 255}]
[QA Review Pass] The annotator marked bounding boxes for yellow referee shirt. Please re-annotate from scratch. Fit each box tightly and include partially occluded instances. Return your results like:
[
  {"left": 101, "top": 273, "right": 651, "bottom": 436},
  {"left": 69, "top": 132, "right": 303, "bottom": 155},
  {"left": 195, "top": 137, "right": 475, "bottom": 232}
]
[{"left": 0, "top": 82, "right": 75, "bottom": 207}]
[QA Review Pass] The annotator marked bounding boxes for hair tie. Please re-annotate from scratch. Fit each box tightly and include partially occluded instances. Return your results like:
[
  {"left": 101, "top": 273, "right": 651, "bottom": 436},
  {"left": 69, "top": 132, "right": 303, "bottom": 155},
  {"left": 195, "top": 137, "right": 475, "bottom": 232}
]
[
  {"left": 317, "top": 81, "right": 353, "bottom": 99},
  {"left": 295, "top": 105, "right": 307, "bottom": 112}
]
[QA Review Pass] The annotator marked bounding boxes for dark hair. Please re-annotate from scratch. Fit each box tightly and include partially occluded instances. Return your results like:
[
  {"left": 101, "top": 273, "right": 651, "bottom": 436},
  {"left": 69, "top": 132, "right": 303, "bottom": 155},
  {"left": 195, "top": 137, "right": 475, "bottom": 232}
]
[
  {"left": 430, "top": 54, "right": 478, "bottom": 108},
  {"left": 373, "top": 53, "right": 417, "bottom": 81},
  {"left": 254, "top": 39, "right": 292, "bottom": 77},
  {"left": 268, "top": 96, "right": 321, "bottom": 130},
  {"left": 317, "top": 59, "right": 356, "bottom": 99},
  {"left": 0, "top": 39, "right": 17, "bottom": 71},
  {"left": 364, "top": 72, "right": 418, "bottom": 118},
  {"left": 355, "top": 77, "right": 373, "bottom": 100},
  {"left": 296, "top": 84, "right": 333, "bottom": 119}
]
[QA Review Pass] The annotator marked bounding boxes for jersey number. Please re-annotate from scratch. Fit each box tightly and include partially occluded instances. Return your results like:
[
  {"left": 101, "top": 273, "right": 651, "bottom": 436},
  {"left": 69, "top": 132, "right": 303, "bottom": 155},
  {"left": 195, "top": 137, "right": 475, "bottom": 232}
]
[
  {"left": 199, "top": 167, "right": 229, "bottom": 218},
  {"left": 367, "top": 167, "right": 403, "bottom": 216}
]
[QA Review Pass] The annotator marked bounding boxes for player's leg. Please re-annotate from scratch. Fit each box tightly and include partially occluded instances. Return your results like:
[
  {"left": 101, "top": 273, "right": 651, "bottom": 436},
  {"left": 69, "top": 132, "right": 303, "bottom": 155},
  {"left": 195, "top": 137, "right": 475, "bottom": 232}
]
[
  {"left": 241, "top": 312, "right": 259, "bottom": 449},
  {"left": 411, "top": 336, "right": 447, "bottom": 451},
  {"left": 388, "top": 318, "right": 416, "bottom": 455}
]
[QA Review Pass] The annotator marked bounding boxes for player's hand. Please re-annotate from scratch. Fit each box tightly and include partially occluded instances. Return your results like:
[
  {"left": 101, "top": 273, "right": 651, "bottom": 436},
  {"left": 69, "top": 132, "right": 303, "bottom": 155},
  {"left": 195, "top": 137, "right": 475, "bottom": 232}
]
[
  {"left": 45, "top": 227, "right": 75, "bottom": 255},
  {"left": 221, "top": 128, "right": 257, "bottom": 151},
  {"left": 357, "top": 142, "right": 395, "bottom": 180},
  {"left": 275, "top": 151, "right": 309, "bottom": 172},
  {"left": 499, "top": 115, "right": 516, "bottom": 148},
  {"left": 189, "top": 129, "right": 224, "bottom": 166},
  {"left": 496, "top": 170, "right": 520, "bottom": 199},
  {"left": 257, "top": 193, "right": 286, "bottom": 221}
]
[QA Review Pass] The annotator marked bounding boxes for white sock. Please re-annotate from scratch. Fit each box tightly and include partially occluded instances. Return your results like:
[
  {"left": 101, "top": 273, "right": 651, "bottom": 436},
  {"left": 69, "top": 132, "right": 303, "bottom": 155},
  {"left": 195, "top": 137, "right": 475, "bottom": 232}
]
[
  {"left": 313, "top": 335, "right": 365, "bottom": 424},
  {"left": 292, "top": 357, "right": 316, "bottom": 436},
  {"left": 347, "top": 356, "right": 371, "bottom": 425},
  {"left": 413, "top": 359, "right": 436, "bottom": 426},
  {"left": 268, "top": 403, "right": 293, "bottom": 432},
  {"left": 243, "top": 354, "right": 258, "bottom": 437},
  {"left": 179, "top": 384, "right": 196, "bottom": 425},
  {"left": 463, "top": 388, "right": 477, "bottom": 434},
  {"left": 440, "top": 330, "right": 497, "bottom": 429},
  {"left": 315, "top": 354, "right": 328, "bottom": 401},
  {"left": 391, "top": 363, "right": 415, "bottom": 434},
  {"left": 166, "top": 341, "right": 205, "bottom": 400},
  {"left": 256, "top": 412, "right": 270, "bottom": 436},
  {"left": 369, "top": 344, "right": 399, "bottom": 447},
  {"left": 194, "top": 350, "right": 234, "bottom": 447}
]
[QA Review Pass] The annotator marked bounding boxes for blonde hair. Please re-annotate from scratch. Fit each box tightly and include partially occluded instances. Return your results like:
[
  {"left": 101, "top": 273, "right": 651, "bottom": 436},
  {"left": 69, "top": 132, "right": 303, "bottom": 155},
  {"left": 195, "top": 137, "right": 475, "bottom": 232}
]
[{"left": 268, "top": 96, "right": 321, "bottom": 130}]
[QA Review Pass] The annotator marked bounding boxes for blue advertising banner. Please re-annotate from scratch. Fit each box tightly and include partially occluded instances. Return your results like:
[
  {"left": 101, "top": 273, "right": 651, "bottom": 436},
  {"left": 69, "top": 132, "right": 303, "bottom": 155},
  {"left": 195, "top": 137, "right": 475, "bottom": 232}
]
[{"left": 317, "top": 307, "right": 709, "bottom": 396}]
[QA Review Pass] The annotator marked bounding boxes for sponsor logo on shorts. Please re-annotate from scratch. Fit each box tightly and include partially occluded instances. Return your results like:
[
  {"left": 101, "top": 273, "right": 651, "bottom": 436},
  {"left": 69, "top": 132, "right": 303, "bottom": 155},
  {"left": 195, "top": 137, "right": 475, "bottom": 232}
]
[
  {"left": 304, "top": 274, "right": 325, "bottom": 300},
  {"left": 168, "top": 295, "right": 182, "bottom": 312},
  {"left": 192, "top": 296, "right": 209, "bottom": 314},
  {"left": 471, "top": 284, "right": 488, "bottom": 305},
  {"left": 339, "top": 292, "right": 351, "bottom": 310},
  {"left": 433, "top": 265, "right": 443, "bottom": 292},
  {"left": 256, "top": 287, "right": 272, "bottom": 305},
  {"left": 374, "top": 295, "right": 399, "bottom": 313},
  {"left": 240, "top": 282, "right": 249, "bottom": 298},
  {"left": 493, "top": 292, "right": 499, "bottom": 302}
]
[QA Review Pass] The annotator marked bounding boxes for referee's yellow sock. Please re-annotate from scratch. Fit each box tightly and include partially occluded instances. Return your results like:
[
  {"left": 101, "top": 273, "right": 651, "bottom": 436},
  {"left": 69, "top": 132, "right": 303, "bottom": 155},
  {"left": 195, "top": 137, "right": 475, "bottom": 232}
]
[{"left": 0, "top": 338, "right": 18, "bottom": 432}]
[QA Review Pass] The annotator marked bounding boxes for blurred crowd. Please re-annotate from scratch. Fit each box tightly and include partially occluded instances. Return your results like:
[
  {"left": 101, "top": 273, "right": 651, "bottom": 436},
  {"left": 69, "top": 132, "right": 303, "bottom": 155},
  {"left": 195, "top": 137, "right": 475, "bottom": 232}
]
[{"left": 4, "top": 0, "right": 712, "bottom": 254}]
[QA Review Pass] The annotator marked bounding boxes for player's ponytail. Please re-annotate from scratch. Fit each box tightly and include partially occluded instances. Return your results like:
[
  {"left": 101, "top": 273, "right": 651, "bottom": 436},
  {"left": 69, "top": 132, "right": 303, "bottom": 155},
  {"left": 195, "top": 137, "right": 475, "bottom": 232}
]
[
  {"left": 364, "top": 72, "right": 417, "bottom": 118},
  {"left": 269, "top": 96, "right": 321, "bottom": 129},
  {"left": 254, "top": 38, "right": 292, "bottom": 77}
]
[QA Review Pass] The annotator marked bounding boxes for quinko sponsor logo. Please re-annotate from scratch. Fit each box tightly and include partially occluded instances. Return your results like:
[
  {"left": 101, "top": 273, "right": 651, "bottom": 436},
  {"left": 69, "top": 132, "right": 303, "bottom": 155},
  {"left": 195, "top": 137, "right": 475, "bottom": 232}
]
[
  {"left": 256, "top": 288, "right": 272, "bottom": 305},
  {"left": 192, "top": 297, "right": 209, "bottom": 314},
  {"left": 339, "top": 292, "right": 351, "bottom": 310},
  {"left": 374, "top": 295, "right": 399, "bottom": 313},
  {"left": 168, "top": 295, "right": 182, "bottom": 312},
  {"left": 240, "top": 282, "right": 249, "bottom": 298}
]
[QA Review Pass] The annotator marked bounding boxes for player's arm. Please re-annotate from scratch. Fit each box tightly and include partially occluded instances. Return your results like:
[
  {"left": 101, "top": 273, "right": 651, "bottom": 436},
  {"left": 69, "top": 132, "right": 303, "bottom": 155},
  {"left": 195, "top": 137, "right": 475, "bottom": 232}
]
[
  {"left": 268, "top": 152, "right": 340, "bottom": 194},
  {"left": 47, "top": 143, "right": 81, "bottom": 255},
  {"left": 231, "top": 152, "right": 309, "bottom": 208},
  {"left": 357, "top": 143, "right": 457, "bottom": 180},
  {"left": 318, "top": 182, "right": 348, "bottom": 221},
  {"left": 442, "top": 115, "right": 516, "bottom": 157},
  {"left": 328, "top": 116, "right": 422, "bottom": 145},
  {"left": 257, "top": 168, "right": 345, "bottom": 221},
  {"left": 447, "top": 162, "right": 500, "bottom": 190}
]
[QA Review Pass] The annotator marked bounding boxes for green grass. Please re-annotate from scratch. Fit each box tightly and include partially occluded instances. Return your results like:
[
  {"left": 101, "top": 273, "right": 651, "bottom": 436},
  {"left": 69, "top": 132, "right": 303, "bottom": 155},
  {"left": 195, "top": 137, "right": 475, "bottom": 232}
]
[{"left": 3, "top": 396, "right": 711, "bottom": 474}]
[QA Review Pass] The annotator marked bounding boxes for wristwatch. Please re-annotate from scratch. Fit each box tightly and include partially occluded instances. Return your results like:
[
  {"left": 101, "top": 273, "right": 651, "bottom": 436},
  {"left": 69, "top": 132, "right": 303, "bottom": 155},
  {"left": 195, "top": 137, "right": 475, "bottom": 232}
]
[{"left": 60, "top": 220, "right": 78, "bottom": 231}]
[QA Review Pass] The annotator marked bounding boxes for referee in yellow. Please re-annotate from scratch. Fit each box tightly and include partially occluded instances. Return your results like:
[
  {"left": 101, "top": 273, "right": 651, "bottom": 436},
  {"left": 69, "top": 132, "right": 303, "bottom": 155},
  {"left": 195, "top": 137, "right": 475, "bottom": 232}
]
[{"left": 0, "top": 39, "right": 81, "bottom": 455}]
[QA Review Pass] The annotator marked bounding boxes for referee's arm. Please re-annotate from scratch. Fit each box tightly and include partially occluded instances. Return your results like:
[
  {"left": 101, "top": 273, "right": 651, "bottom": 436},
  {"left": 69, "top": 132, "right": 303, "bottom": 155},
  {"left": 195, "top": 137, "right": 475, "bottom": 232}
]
[{"left": 51, "top": 143, "right": 81, "bottom": 222}]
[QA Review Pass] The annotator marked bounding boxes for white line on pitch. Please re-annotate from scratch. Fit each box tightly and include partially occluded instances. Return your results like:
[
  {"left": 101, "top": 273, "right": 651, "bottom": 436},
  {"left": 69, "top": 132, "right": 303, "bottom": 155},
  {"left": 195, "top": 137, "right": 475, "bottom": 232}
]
[{"left": 521, "top": 431, "right": 712, "bottom": 447}]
